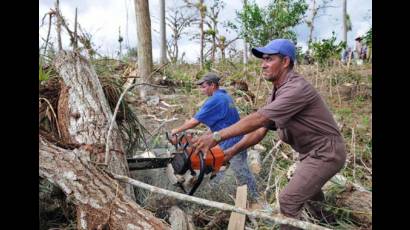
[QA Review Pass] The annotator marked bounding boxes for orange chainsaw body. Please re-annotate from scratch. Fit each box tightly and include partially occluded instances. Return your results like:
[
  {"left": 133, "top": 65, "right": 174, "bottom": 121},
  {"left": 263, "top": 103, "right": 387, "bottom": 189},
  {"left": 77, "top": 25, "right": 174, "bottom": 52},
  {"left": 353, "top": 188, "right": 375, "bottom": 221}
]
[
  {"left": 168, "top": 132, "right": 225, "bottom": 173},
  {"left": 189, "top": 145, "right": 224, "bottom": 172}
]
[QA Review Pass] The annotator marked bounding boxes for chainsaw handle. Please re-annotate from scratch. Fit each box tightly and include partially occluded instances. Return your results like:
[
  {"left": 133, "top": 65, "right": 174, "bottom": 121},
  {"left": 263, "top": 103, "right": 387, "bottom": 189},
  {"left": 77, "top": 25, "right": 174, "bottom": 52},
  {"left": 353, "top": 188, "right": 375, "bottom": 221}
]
[
  {"left": 165, "top": 131, "right": 172, "bottom": 142},
  {"left": 166, "top": 131, "right": 180, "bottom": 150},
  {"left": 188, "top": 151, "right": 205, "bottom": 196}
]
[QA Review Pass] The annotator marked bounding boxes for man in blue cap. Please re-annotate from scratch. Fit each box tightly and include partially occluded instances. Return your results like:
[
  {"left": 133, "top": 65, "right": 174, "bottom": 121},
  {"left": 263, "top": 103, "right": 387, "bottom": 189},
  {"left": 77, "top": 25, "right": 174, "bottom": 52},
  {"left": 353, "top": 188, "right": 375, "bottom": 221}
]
[
  {"left": 193, "top": 39, "right": 346, "bottom": 229},
  {"left": 171, "top": 72, "right": 261, "bottom": 208}
]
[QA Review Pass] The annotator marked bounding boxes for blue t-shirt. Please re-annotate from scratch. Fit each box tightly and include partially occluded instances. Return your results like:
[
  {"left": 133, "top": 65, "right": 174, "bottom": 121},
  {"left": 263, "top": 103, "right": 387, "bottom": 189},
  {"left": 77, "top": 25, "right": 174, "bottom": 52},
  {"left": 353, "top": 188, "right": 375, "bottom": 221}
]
[{"left": 194, "top": 89, "right": 243, "bottom": 150}]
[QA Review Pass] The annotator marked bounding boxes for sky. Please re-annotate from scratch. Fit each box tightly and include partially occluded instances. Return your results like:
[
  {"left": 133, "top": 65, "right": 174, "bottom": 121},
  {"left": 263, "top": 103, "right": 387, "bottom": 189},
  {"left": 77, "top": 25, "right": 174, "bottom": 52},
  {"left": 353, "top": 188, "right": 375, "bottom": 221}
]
[{"left": 39, "top": 0, "right": 372, "bottom": 63}]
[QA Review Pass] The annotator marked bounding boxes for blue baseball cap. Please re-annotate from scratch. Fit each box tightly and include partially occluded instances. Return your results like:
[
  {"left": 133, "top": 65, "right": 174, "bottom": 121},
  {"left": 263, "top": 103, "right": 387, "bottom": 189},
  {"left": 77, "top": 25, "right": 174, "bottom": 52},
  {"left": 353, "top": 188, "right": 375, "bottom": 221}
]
[{"left": 251, "top": 39, "right": 296, "bottom": 62}]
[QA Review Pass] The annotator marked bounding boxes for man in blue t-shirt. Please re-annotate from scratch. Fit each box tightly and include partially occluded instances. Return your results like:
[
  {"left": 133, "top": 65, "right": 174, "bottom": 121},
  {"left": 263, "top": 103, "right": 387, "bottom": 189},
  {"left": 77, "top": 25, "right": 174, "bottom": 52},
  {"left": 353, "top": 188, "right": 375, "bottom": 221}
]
[{"left": 171, "top": 72, "right": 260, "bottom": 205}]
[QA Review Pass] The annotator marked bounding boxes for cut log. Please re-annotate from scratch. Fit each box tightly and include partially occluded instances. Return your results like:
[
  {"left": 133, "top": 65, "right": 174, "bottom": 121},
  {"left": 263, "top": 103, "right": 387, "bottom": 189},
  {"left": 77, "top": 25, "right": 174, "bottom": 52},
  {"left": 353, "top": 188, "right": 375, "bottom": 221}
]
[
  {"left": 168, "top": 206, "right": 189, "bottom": 230},
  {"left": 247, "top": 150, "right": 261, "bottom": 175},
  {"left": 53, "top": 51, "right": 135, "bottom": 199},
  {"left": 336, "top": 189, "right": 372, "bottom": 226},
  {"left": 324, "top": 174, "right": 372, "bottom": 226},
  {"left": 228, "top": 185, "right": 248, "bottom": 230},
  {"left": 39, "top": 135, "right": 170, "bottom": 229}
]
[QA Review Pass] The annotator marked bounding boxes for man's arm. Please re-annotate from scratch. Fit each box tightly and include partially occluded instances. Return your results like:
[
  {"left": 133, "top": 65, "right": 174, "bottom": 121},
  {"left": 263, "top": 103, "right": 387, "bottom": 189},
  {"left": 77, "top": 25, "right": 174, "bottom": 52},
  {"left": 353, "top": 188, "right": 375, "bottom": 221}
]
[
  {"left": 192, "top": 112, "right": 271, "bottom": 151},
  {"left": 171, "top": 118, "right": 200, "bottom": 135},
  {"left": 224, "top": 127, "right": 268, "bottom": 163},
  {"left": 219, "top": 112, "right": 271, "bottom": 142}
]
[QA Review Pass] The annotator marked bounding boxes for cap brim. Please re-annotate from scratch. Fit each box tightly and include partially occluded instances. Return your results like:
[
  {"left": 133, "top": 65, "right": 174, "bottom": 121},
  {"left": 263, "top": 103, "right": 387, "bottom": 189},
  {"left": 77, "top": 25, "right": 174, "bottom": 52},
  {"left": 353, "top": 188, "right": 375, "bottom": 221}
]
[
  {"left": 251, "top": 47, "right": 279, "bottom": 58},
  {"left": 196, "top": 79, "right": 206, "bottom": 85}
]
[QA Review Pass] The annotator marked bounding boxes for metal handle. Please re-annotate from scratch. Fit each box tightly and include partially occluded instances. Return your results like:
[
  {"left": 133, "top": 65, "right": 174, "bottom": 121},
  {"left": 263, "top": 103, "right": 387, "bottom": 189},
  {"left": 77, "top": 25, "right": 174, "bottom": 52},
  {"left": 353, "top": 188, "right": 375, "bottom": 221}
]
[{"left": 188, "top": 151, "right": 205, "bottom": 196}]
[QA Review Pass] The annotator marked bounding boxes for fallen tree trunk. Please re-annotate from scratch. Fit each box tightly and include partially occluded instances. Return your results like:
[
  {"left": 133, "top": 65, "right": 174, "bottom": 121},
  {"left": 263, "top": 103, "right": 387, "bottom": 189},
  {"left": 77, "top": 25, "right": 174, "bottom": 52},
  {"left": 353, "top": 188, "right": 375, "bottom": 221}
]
[
  {"left": 324, "top": 174, "right": 372, "bottom": 226},
  {"left": 113, "top": 174, "right": 331, "bottom": 230},
  {"left": 39, "top": 135, "right": 170, "bottom": 230},
  {"left": 54, "top": 51, "right": 135, "bottom": 199}
]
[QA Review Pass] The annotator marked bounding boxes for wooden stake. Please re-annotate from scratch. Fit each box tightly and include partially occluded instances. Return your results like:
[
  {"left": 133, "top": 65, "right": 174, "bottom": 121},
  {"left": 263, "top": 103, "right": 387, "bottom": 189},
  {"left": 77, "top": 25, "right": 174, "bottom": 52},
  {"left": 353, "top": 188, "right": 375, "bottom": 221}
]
[{"left": 228, "top": 185, "right": 248, "bottom": 230}]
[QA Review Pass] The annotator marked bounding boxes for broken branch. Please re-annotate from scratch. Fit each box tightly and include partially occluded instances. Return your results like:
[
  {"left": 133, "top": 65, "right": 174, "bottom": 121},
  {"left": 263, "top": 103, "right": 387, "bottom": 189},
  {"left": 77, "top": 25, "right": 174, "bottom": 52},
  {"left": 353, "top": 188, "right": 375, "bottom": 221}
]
[
  {"left": 105, "top": 64, "right": 169, "bottom": 165},
  {"left": 112, "top": 173, "right": 331, "bottom": 230}
]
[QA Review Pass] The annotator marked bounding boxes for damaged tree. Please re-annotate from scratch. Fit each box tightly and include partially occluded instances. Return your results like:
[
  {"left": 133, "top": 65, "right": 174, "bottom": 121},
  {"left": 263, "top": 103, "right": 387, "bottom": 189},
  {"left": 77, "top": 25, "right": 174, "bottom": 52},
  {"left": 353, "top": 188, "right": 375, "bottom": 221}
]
[
  {"left": 134, "top": 0, "right": 154, "bottom": 99},
  {"left": 54, "top": 51, "right": 135, "bottom": 199},
  {"left": 39, "top": 50, "right": 169, "bottom": 229},
  {"left": 39, "top": 136, "right": 169, "bottom": 229}
]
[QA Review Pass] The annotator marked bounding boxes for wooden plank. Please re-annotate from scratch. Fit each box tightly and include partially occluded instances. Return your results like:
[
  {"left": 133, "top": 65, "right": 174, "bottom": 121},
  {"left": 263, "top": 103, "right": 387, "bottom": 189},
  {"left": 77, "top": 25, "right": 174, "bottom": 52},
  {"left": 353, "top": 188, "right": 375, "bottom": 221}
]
[{"left": 227, "top": 185, "right": 248, "bottom": 230}]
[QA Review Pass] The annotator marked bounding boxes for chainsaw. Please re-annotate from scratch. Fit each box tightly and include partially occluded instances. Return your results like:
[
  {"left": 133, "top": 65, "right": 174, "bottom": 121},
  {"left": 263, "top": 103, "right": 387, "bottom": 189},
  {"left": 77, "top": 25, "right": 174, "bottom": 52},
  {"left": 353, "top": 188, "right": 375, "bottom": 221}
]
[{"left": 126, "top": 132, "right": 228, "bottom": 196}]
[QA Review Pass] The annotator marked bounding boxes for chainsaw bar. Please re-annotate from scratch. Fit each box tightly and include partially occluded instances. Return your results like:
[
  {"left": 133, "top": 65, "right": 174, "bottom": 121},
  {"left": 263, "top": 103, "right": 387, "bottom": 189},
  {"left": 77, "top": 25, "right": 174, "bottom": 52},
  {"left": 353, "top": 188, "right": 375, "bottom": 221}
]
[{"left": 127, "top": 157, "right": 173, "bottom": 170}]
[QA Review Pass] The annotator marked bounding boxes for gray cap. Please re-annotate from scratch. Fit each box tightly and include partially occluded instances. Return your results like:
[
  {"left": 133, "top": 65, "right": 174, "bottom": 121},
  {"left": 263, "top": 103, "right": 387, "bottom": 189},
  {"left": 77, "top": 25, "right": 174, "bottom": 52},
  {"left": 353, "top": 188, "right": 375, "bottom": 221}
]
[{"left": 195, "top": 72, "right": 220, "bottom": 85}]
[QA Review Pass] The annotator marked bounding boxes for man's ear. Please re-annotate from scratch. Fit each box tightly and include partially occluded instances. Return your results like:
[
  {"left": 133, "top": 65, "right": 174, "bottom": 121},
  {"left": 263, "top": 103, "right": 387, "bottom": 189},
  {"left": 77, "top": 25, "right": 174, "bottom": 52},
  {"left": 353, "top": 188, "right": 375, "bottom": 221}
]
[{"left": 282, "top": 56, "right": 291, "bottom": 68}]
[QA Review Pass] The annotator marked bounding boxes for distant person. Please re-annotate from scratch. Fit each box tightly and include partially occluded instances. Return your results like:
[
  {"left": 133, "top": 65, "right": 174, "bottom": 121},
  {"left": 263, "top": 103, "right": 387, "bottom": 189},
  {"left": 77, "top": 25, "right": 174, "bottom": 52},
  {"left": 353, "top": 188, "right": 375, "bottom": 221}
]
[
  {"left": 354, "top": 36, "right": 363, "bottom": 58},
  {"left": 303, "top": 50, "right": 313, "bottom": 65},
  {"left": 355, "top": 36, "right": 364, "bottom": 65},
  {"left": 342, "top": 47, "right": 353, "bottom": 64},
  {"left": 360, "top": 45, "right": 368, "bottom": 60}
]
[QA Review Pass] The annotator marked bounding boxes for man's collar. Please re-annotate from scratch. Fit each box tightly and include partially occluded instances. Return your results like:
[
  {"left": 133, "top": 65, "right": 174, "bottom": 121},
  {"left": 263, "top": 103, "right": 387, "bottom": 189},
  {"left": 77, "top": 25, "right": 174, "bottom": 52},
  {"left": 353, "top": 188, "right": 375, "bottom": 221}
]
[
  {"left": 215, "top": 88, "right": 226, "bottom": 93},
  {"left": 274, "top": 70, "right": 295, "bottom": 90},
  {"left": 210, "top": 88, "right": 225, "bottom": 96}
]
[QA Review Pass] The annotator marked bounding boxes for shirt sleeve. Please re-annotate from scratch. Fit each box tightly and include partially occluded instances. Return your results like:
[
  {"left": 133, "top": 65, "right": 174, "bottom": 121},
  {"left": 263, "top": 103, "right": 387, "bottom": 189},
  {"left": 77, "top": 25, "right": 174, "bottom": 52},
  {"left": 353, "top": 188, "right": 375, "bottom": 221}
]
[
  {"left": 257, "top": 80, "right": 316, "bottom": 128},
  {"left": 194, "top": 97, "right": 227, "bottom": 127}
]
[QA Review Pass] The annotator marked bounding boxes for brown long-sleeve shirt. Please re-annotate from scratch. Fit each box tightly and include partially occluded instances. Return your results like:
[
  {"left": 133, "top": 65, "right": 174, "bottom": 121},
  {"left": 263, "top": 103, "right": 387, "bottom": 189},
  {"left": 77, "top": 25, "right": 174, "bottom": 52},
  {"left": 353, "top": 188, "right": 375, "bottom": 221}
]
[{"left": 257, "top": 71, "right": 345, "bottom": 160}]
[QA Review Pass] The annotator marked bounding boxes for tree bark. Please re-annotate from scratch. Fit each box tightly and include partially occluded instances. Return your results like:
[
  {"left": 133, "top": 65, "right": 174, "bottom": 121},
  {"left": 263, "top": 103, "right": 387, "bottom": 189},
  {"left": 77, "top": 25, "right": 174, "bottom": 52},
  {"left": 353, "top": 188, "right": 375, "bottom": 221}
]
[
  {"left": 307, "top": 0, "right": 317, "bottom": 45},
  {"left": 159, "top": 0, "right": 167, "bottom": 65},
  {"left": 55, "top": 0, "right": 63, "bottom": 51},
  {"left": 324, "top": 174, "right": 372, "bottom": 226},
  {"left": 134, "top": 0, "right": 153, "bottom": 98},
  {"left": 199, "top": 0, "right": 205, "bottom": 68},
  {"left": 243, "top": 0, "right": 248, "bottom": 65},
  {"left": 168, "top": 206, "right": 189, "bottom": 230},
  {"left": 211, "top": 35, "right": 216, "bottom": 63},
  {"left": 342, "top": 0, "right": 347, "bottom": 44},
  {"left": 39, "top": 136, "right": 170, "bottom": 230},
  {"left": 54, "top": 51, "right": 135, "bottom": 200}
]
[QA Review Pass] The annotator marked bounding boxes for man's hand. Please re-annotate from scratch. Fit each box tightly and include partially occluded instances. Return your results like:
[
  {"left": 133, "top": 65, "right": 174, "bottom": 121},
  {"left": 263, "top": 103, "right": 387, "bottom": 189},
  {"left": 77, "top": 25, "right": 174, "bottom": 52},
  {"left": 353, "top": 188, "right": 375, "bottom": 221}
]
[
  {"left": 171, "top": 129, "right": 179, "bottom": 136},
  {"left": 191, "top": 133, "right": 217, "bottom": 155},
  {"left": 171, "top": 118, "right": 200, "bottom": 136},
  {"left": 223, "top": 148, "right": 234, "bottom": 164}
]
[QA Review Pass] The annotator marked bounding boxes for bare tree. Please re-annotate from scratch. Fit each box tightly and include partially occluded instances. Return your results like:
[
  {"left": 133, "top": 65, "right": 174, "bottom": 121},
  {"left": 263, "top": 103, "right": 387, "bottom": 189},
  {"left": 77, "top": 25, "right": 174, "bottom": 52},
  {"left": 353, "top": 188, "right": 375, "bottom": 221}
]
[
  {"left": 134, "top": 0, "right": 153, "bottom": 99},
  {"left": 55, "top": 0, "right": 62, "bottom": 51},
  {"left": 217, "top": 35, "right": 238, "bottom": 61},
  {"left": 204, "top": 0, "right": 225, "bottom": 63},
  {"left": 305, "top": 0, "right": 335, "bottom": 45},
  {"left": 342, "top": 0, "right": 347, "bottom": 43},
  {"left": 199, "top": 0, "right": 205, "bottom": 68},
  {"left": 184, "top": 0, "right": 206, "bottom": 68},
  {"left": 118, "top": 26, "right": 123, "bottom": 58},
  {"left": 159, "top": 0, "right": 168, "bottom": 64},
  {"left": 166, "top": 7, "right": 196, "bottom": 63},
  {"left": 243, "top": 0, "right": 248, "bottom": 65}
]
